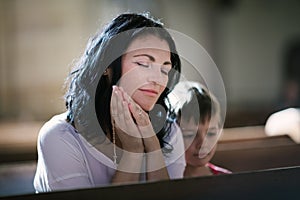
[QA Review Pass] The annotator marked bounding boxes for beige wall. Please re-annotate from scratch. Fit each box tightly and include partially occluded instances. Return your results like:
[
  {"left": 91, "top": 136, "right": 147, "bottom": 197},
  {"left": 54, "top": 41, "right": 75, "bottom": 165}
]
[
  {"left": 217, "top": 0, "right": 300, "bottom": 107},
  {"left": 1, "top": 0, "right": 300, "bottom": 121},
  {"left": 0, "top": 0, "right": 122, "bottom": 120}
]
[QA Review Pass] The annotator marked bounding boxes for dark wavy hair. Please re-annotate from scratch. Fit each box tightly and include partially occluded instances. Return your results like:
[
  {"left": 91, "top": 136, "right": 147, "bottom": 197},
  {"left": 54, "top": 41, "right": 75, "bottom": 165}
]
[{"left": 64, "top": 13, "right": 181, "bottom": 149}]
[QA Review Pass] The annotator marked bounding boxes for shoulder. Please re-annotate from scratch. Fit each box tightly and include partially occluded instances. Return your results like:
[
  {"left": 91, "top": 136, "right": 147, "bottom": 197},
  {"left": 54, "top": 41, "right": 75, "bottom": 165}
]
[
  {"left": 37, "top": 113, "right": 78, "bottom": 148},
  {"left": 163, "top": 122, "right": 186, "bottom": 178},
  {"left": 36, "top": 113, "right": 86, "bottom": 167},
  {"left": 163, "top": 122, "right": 186, "bottom": 164},
  {"left": 165, "top": 122, "right": 184, "bottom": 146}
]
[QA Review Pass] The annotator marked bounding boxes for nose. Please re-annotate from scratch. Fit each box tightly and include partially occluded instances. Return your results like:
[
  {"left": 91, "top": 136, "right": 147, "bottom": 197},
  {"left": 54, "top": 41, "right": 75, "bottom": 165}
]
[
  {"left": 147, "top": 64, "right": 167, "bottom": 85},
  {"left": 195, "top": 132, "right": 205, "bottom": 150}
]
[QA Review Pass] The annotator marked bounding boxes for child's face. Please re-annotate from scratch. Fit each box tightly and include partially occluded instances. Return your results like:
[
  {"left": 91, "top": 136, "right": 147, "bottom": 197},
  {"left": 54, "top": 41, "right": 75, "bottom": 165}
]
[{"left": 181, "top": 115, "right": 221, "bottom": 167}]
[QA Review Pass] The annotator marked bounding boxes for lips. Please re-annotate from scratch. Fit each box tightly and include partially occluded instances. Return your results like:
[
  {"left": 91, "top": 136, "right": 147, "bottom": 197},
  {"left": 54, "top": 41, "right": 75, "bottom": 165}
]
[{"left": 138, "top": 88, "right": 159, "bottom": 96}]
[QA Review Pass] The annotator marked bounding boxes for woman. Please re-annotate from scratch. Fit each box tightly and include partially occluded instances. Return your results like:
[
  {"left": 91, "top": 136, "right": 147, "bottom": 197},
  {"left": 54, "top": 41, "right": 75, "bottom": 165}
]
[
  {"left": 171, "top": 81, "right": 231, "bottom": 177},
  {"left": 34, "top": 13, "right": 185, "bottom": 192}
]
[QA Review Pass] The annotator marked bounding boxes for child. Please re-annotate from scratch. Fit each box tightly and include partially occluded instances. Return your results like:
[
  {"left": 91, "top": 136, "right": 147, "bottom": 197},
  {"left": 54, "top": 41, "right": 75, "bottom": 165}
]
[{"left": 170, "top": 81, "right": 231, "bottom": 177}]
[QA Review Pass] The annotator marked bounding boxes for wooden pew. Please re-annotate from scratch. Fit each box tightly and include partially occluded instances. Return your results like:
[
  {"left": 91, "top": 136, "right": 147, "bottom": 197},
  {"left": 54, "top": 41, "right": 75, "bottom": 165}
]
[
  {"left": 2, "top": 166, "right": 300, "bottom": 200},
  {"left": 1, "top": 124, "right": 300, "bottom": 199},
  {"left": 212, "top": 135, "right": 300, "bottom": 172},
  {"left": 0, "top": 122, "right": 40, "bottom": 164}
]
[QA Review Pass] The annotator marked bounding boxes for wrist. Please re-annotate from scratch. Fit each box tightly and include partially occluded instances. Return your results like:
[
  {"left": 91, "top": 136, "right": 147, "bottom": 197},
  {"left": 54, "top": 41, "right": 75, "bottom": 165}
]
[
  {"left": 143, "top": 136, "right": 161, "bottom": 152},
  {"left": 122, "top": 141, "right": 144, "bottom": 153},
  {"left": 117, "top": 151, "right": 144, "bottom": 173}
]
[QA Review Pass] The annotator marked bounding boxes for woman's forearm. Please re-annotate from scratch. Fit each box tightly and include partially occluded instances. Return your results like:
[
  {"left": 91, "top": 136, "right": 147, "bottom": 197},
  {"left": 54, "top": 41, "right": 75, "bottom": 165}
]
[
  {"left": 143, "top": 136, "right": 170, "bottom": 181},
  {"left": 146, "top": 151, "right": 170, "bottom": 181},
  {"left": 111, "top": 151, "right": 144, "bottom": 184}
]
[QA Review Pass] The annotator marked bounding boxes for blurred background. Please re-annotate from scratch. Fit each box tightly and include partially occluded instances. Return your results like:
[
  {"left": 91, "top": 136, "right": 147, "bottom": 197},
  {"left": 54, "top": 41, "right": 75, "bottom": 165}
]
[
  {"left": 1, "top": 0, "right": 300, "bottom": 125},
  {"left": 1, "top": 0, "right": 300, "bottom": 197}
]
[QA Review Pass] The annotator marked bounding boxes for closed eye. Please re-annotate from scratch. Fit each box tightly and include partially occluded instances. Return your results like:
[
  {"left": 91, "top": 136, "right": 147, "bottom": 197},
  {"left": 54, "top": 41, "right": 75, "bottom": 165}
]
[
  {"left": 182, "top": 131, "right": 196, "bottom": 139},
  {"left": 134, "top": 61, "right": 171, "bottom": 76},
  {"left": 161, "top": 66, "right": 171, "bottom": 75},
  {"left": 134, "top": 61, "right": 149, "bottom": 68},
  {"left": 206, "top": 131, "right": 217, "bottom": 137}
]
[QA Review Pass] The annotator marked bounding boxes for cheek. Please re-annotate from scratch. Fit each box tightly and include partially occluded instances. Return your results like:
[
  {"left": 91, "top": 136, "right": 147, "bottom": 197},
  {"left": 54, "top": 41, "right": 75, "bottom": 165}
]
[
  {"left": 131, "top": 92, "right": 154, "bottom": 111},
  {"left": 119, "top": 67, "right": 145, "bottom": 96},
  {"left": 161, "top": 74, "right": 169, "bottom": 85},
  {"left": 155, "top": 82, "right": 167, "bottom": 100},
  {"left": 159, "top": 77, "right": 169, "bottom": 92},
  {"left": 185, "top": 140, "right": 199, "bottom": 156},
  {"left": 209, "top": 145, "right": 217, "bottom": 157},
  {"left": 201, "top": 145, "right": 216, "bottom": 163},
  {"left": 185, "top": 148, "right": 207, "bottom": 167},
  {"left": 185, "top": 148, "right": 194, "bottom": 163},
  {"left": 184, "top": 138, "right": 196, "bottom": 150}
]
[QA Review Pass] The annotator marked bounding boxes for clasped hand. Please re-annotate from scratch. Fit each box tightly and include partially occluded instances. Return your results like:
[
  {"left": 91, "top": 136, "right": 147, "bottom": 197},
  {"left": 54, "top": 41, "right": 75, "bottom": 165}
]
[{"left": 110, "top": 86, "right": 157, "bottom": 153}]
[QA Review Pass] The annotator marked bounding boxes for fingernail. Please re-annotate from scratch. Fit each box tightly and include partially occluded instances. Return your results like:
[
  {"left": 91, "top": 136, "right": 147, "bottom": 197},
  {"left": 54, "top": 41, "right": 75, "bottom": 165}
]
[{"left": 113, "top": 85, "right": 119, "bottom": 93}]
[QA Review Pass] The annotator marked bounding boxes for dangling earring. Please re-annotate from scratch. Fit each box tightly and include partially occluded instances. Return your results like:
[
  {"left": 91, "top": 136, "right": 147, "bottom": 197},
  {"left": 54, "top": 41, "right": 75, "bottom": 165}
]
[{"left": 103, "top": 69, "right": 108, "bottom": 75}]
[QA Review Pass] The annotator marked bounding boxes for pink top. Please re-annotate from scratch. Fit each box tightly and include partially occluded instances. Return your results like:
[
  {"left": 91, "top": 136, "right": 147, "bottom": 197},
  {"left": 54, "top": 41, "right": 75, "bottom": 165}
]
[
  {"left": 206, "top": 163, "right": 232, "bottom": 175},
  {"left": 34, "top": 113, "right": 186, "bottom": 192}
]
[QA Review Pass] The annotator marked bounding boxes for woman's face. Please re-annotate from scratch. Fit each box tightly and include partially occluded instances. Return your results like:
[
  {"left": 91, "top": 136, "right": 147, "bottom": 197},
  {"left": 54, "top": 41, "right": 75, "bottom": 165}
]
[
  {"left": 119, "top": 35, "right": 172, "bottom": 111},
  {"left": 181, "top": 115, "right": 220, "bottom": 167}
]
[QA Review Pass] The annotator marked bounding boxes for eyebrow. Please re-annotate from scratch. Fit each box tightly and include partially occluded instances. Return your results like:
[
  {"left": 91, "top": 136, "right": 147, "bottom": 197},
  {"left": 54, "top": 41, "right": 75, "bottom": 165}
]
[{"left": 133, "top": 54, "right": 172, "bottom": 65}]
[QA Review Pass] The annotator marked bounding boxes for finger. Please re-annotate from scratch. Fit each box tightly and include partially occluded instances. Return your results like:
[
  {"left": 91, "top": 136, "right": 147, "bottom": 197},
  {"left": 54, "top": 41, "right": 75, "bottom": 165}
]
[
  {"left": 112, "top": 86, "right": 125, "bottom": 128},
  {"left": 128, "top": 100, "right": 149, "bottom": 127},
  {"left": 118, "top": 87, "right": 143, "bottom": 138},
  {"left": 127, "top": 102, "right": 155, "bottom": 138},
  {"left": 110, "top": 86, "right": 118, "bottom": 118},
  {"left": 122, "top": 98, "right": 141, "bottom": 138},
  {"left": 116, "top": 87, "right": 126, "bottom": 127},
  {"left": 116, "top": 87, "right": 138, "bottom": 136},
  {"left": 118, "top": 86, "right": 126, "bottom": 101},
  {"left": 117, "top": 87, "right": 138, "bottom": 123}
]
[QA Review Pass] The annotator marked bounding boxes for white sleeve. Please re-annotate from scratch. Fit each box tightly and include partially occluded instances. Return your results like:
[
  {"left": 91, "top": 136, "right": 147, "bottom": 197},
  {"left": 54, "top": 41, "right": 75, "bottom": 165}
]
[{"left": 34, "top": 122, "right": 92, "bottom": 192}]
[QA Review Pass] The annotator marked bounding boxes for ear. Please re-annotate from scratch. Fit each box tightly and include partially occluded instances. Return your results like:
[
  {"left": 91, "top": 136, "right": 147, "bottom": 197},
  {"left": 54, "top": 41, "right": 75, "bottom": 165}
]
[
  {"left": 103, "top": 67, "right": 113, "bottom": 83},
  {"left": 103, "top": 68, "right": 109, "bottom": 76}
]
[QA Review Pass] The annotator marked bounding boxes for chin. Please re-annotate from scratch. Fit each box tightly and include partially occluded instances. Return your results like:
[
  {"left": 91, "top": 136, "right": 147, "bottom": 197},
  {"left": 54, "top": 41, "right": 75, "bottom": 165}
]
[
  {"left": 137, "top": 101, "right": 156, "bottom": 111},
  {"left": 190, "top": 161, "right": 206, "bottom": 167},
  {"left": 141, "top": 104, "right": 154, "bottom": 112}
]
